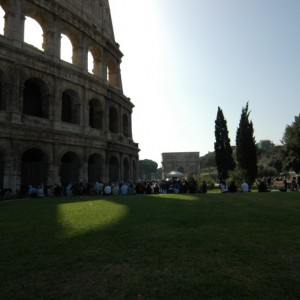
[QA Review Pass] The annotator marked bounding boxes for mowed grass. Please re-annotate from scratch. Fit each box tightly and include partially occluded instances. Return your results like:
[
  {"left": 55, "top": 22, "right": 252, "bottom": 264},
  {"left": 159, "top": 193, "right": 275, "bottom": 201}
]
[{"left": 1, "top": 193, "right": 300, "bottom": 299}]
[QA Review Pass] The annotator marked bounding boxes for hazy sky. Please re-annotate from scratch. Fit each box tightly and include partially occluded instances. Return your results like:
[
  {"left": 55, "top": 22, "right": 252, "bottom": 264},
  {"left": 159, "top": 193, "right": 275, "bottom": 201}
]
[
  {"left": 109, "top": 0, "right": 300, "bottom": 165},
  {"left": 1, "top": 2, "right": 298, "bottom": 166}
]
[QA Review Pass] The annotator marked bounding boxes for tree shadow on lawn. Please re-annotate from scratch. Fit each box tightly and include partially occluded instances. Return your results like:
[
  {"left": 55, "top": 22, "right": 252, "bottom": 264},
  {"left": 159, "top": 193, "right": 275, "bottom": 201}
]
[{"left": 1, "top": 193, "right": 300, "bottom": 299}]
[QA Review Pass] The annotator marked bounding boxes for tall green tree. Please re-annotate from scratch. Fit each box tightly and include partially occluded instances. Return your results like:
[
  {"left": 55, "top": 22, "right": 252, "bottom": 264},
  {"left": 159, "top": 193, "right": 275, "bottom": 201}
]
[
  {"left": 281, "top": 114, "right": 300, "bottom": 172},
  {"left": 214, "top": 107, "right": 235, "bottom": 180},
  {"left": 236, "top": 102, "right": 257, "bottom": 184},
  {"left": 138, "top": 159, "right": 158, "bottom": 180}
]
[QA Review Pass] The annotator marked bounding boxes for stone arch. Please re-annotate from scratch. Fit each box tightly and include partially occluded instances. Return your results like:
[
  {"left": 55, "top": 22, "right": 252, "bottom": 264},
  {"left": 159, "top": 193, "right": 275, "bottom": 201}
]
[
  {"left": 60, "top": 25, "right": 81, "bottom": 65},
  {"left": 0, "top": 67, "right": 7, "bottom": 110},
  {"left": 88, "top": 46, "right": 102, "bottom": 77},
  {"left": 123, "top": 113, "right": 130, "bottom": 137},
  {"left": 88, "top": 153, "right": 103, "bottom": 183},
  {"left": 123, "top": 158, "right": 129, "bottom": 182},
  {"left": 24, "top": 16, "right": 43, "bottom": 51},
  {"left": 21, "top": 148, "right": 48, "bottom": 187},
  {"left": 60, "top": 33, "right": 73, "bottom": 63},
  {"left": 61, "top": 89, "right": 81, "bottom": 124},
  {"left": 59, "top": 151, "right": 80, "bottom": 186},
  {"left": 89, "top": 98, "right": 103, "bottom": 129},
  {"left": 107, "top": 53, "right": 120, "bottom": 88},
  {"left": 23, "top": 77, "right": 49, "bottom": 118},
  {"left": 109, "top": 156, "right": 119, "bottom": 182},
  {"left": 109, "top": 106, "right": 118, "bottom": 133}
]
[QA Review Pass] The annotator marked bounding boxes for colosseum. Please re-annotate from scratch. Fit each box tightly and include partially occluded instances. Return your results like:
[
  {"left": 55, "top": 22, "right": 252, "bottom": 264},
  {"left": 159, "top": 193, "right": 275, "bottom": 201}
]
[{"left": 0, "top": 0, "right": 139, "bottom": 196}]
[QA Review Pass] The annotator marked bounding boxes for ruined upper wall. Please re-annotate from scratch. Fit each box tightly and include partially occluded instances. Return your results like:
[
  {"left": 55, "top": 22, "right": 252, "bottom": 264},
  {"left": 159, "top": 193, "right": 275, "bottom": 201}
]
[
  {"left": 25, "top": 0, "right": 115, "bottom": 41},
  {"left": 55, "top": 0, "right": 114, "bottom": 40}
]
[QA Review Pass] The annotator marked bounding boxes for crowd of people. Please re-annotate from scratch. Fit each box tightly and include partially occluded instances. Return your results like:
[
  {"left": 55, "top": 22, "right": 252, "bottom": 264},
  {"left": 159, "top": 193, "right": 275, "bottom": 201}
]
[{"left": 20, "top": 174, "right": 299, "bottom": 198}]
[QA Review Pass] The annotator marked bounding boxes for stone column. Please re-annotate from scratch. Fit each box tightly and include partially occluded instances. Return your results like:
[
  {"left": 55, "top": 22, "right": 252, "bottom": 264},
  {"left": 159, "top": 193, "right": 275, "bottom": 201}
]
[
  {"left": 52, "top": 143, "right": 60, "bottom": 185},
  {"left": 73, "top": 37, "right": 88, "bottom": 71},
  {"left": 43, "top": 18, "right": 61, "bottom": 60},
  {"left": 4, "top": 1, "right": 23, "bottom": 44},
  {"left": 9, "top": 64, "right": 21, "bottom": 124}
]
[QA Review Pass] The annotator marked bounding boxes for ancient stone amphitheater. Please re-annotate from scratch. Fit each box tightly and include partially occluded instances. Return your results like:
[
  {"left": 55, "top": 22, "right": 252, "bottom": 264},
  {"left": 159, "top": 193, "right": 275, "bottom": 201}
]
[{"left": 0, "top": 0, "right": 139, "bottom": 196}]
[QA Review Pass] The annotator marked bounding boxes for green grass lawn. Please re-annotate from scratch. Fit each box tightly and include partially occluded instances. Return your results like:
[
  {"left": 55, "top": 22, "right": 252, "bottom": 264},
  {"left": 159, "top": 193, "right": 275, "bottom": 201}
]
[{"left": 1, "top": 192, "right": 300, "bottom": 299}]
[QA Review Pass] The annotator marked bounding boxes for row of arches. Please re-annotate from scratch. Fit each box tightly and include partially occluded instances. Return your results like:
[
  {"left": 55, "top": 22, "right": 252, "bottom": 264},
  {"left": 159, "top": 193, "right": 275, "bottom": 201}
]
[
  {"left": 0, "top": 148, "right": 137, "bottom": 190},
  {"left": 0, "top": 73, "right": 131, "bottom": 136},
  {"left": 0, "top": 3, "right": 121, "bottom": 87}
]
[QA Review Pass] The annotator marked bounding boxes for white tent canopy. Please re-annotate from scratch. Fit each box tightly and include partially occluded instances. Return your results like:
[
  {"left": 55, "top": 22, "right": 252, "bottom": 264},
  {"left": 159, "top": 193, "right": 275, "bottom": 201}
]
[{"left": 165, "top": 171, "right": 185, "bottom": 178}]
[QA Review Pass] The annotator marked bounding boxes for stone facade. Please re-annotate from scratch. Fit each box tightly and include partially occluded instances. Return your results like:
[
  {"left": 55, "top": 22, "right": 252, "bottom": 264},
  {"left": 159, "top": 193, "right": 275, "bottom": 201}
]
[
  {"left": 161, "top": 152, "right": 201, "bottom": 179},
  {"left": 0, "top": 0, "right": 139, "bottom": 195}
]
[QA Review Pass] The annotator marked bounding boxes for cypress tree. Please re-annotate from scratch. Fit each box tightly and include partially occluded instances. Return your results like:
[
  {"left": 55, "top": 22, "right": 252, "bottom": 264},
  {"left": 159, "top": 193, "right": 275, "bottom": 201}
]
[
  {"left": 236, "top": 102, "right": 258, "bottom": 184},
  {"left": 214, "top": 107, "right": 236, "bottom": 180}
]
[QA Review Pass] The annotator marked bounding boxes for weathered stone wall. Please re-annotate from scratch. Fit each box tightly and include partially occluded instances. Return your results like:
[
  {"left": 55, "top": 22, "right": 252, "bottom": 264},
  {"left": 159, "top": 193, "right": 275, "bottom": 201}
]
[{"left": 0, "top": 0, "right": 139, "bottom": 196}]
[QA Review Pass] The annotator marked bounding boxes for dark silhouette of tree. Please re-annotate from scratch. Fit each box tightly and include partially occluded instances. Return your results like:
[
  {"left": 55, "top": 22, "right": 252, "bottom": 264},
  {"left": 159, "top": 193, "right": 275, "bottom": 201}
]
[
  {"left": 236, "top": 102, "right": 257, "bottom": 184},
  {"left": 138, "top": 159, "right": 158, "bottom": 180},
  {"left": 214, "top": 107, "right": 235, "bottom": 180},
  {"left": 281, "top": 114, "right": 300, "bottom": 173}
]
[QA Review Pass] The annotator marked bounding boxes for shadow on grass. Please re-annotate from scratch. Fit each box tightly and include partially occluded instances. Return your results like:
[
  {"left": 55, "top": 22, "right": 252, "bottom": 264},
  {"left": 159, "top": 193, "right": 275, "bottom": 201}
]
[{"left": 1, "top": 193, "right": 300, "bottom": 299}]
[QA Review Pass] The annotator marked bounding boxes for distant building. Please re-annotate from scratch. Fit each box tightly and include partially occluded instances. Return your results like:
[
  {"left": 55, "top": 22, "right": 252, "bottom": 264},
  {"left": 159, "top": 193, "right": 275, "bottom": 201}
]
[{"left": 161, "top": 152, "right": 200, "bottom": 179}]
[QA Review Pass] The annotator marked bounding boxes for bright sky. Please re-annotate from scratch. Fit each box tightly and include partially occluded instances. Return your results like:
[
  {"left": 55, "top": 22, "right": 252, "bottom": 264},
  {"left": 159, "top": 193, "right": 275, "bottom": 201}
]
[
  {"left": 1, "top": 2, "right": 299, "bottom": 166},
  {"left": 109, "top": 0, "right": 300, "bottom": 166}
]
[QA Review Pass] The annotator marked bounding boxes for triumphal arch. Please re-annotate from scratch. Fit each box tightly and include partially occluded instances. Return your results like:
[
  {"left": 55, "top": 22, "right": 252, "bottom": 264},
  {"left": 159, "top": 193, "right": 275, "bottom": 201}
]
[{"left": 0, "top": 0, "right": 139, "bottom": 196}]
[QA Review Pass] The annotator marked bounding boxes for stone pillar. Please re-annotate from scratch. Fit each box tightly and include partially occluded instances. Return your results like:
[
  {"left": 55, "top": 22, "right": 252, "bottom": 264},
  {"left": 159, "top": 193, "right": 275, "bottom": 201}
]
[
  {"left": 52, "top": 143, "right": 60, "bottom": 185},
  {"left": 4, "top": 1, "right": 23, "bottom": 44},
  {"left": 73, "top": 38, "right": 88, "bottom": 70},
  {"left": 81, "top": 86, "right": 88, "bottom": 132},
  {"left": 119, "top": 152, "right": 123, "bottom": 182},
  {"left": 43, "top": 18, "right": 61, "bottom": 60},
  {"left": 81, "top": 148, "right": 88, "bottom": 183},
  {"left": 9, "top": 64, "right": 22, "bottom": 124},
  {"left": 52, "top": 77, "right": 62, "bottom": 129}
]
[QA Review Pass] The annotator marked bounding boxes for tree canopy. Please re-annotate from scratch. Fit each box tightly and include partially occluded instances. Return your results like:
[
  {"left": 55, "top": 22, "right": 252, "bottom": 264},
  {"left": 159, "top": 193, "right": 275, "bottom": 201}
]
[
  {"left": 236, "top": 102, "right": 257, "bottom": 184},
  {"left": 281, "top": 114, "right": 300, "bottom": 173},
  {"left": 214, "top": 107, "right": 235, "bottom": 180},
  {"left": 138, "top": 159, "right": 158, "bottom": 180}
]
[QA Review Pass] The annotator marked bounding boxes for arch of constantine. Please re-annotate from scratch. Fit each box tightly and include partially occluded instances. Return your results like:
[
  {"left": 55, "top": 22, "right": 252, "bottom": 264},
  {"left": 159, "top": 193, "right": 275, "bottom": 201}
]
[{"left": 0, "top": 0, "right": 139, "bottom": 196}]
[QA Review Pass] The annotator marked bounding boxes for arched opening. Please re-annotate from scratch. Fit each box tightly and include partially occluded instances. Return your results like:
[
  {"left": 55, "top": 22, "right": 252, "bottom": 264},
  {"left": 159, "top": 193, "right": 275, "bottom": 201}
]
[
  {"left": 61, "top": 34, "right": 73, "bottom": 63},
  {"left": 0, "top": 151, "right": 4, "bottom": 189},
  {"left": 89, "top": 99, "right": 103, "bottom": 129},
  {"left": 24, "top": 16, "right": 43, "bottom": 51},
  {"left": 123, "top": 114, "right": 130, "bottom": 137},
  {"left": 106, "top": 55, "right": 120, "bottom": 87},
  {"left": 88, "top": 153, "right": 103, "bottom": 183},
  {"left": 0, "top": 5, "right": 4, "bottom": 35},
  {"left": 123, "top": 158, "right": 129, "bottom": 182},
  {"left": 109, "top": 107, "right": 118, "bottom": 133},
  {"left": 61, "top": 90, "right": 80, "bottom": 124},
  {"left": 21, "top": 148, "right": 48, "bottom": 187},
  {"left": 109, "top": 156, "right": 119, "bottom": 182},
  {"left": 23, "top": 78, "right": 49, "bottom": 118},
  {"left": 0, "top": 69, "right": 6, "bottom": 110},
  {"left": 60, "top": 152, "right": 80, "bottom": 186},
  {"left": 88, "top": 47, "right": 102, "bottom": 77},
  {"left": 88, "top": 50, "right": 94, "bottom": 74}
]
